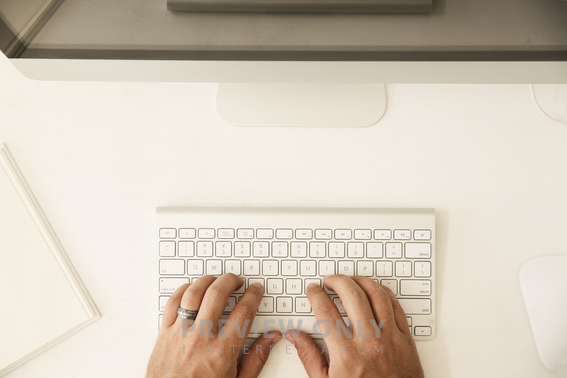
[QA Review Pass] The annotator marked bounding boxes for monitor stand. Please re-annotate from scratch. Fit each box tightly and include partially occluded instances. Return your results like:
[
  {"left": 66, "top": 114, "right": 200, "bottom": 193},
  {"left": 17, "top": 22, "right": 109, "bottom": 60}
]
[{"left": 216, "top": 83, "right": 386, "bottom": 127}]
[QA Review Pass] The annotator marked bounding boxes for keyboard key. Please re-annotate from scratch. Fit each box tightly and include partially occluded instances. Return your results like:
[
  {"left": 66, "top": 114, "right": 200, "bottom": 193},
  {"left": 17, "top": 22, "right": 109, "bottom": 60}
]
[
  {"left": 333, "top": 297, "right": 346, "bottom": 314},
  {"left": 159, "top": 241, "right": 175, "bottom": 257},
  {"left": 414, "top": 261, "right": 431, "bottom": 277},
  {"left": 366, "top": 242, "right": 383, "bottom": 258},
  {"left": 225, "top": 260, "right": 241, "bottom": 275},
  {"left": 281, "top": 260, "right": 298, "bottom": 276},
  {"left": 196, "top": 241, "right": 213, "bottom": 257},
  {"left": 159, "top": 277, "right": 189, "bottom": 294},
  {"left": 323, "top": 284, "right": 335, "bottom": 295},
  {"left": 405, "top": 243, "right": 431, "bottom": 259},
  {"left": 290, "top": 242, "right": 307, "bottom": 258},
  {"left": 160, "top": 259, "right": 185, "bottom": 275},
  {"left": 414, "top": 326, "right": 432, "bottom": 336},
  {"left": 276, "top": 229, "right": 293, "bottom": 239},
  {"left": 376, "top": 261, "right": 393, "bottom": 277},
  {"left": 335, "top": 229, "right": 352, "bottom": 240},
  {"left": 395, "top": 261, "right": 412, "bottom": 277},
  {"left": 296, "top": 229, "right": 313, "bottom": 239},
  {"left": 414, "top": 230, "right": 431, "bottom": 240},
  {"left": 179, "top": 228, "right": 196, "bottom": 239},
  {"left": 400, "top": 280, "right": 431, "bottom": 296},
  {"left": 237, "top": 228, "right": 254, "bottom": 239},
  {"left": 243, "top": 260, "right": 260, "bottom": 276},
  {"left": 224, "top": 297, "right": 237, "bottom": 312},
  {"left": 295, "top": 297, "right": 312, "bottom": 313},
  {"left": 198, "top": 228, "right": 215, "bottom": 239},
  {"left": 277, "top": 297, "right": 293, "bottom": 313},
  {"left": 235, "top": 241, "right": 251, "bottom": 257},
  {"left": 328, "top": 242, "right": 345, "bottom": 258},
  {"left": 159, "top": 228, "right": 176, "bottom": 239},
  {"left": 357, "top": 261, "right": 373, "bottom": 276},
  {"left": 319, "top": 261, "right": 335, "bottom": 276},
  {"left": 253, "top": 241, "right": 269, "bottom": 257},
  {"left": 309, "top": 242, "right": 326, "bottom": 258},
  {"left": 257, "top": 229, "right": 274, "bottom": 239},
  {"left": 159, "top": 296, "right": 170, "bottom": 312},
  {"left": 374, "top": 229, "right": 391, "bottom": 240},
  {"left": 249, "top": 278, "right": 264, "bottom": 288},
  {"left": 217, "top": 228, "right": 235, "bottom": 239},
  {"left": 258, "top": 297, "right": 274, "bottom": 313},
  {"left": 354, "top": 229, "right": 372, "bottom": 240},
  {"left": 338, "top": 261, "right": 355, "bottom": 276},
  {"left": 315, "top": 229, "right": 332, "bottom": 240},
  {"left": 300, "top": 260, "right": 316, "bottom": 276},
  {"left": 347, "top": 242, "right": 364, "bottom": 258},
  {"left": 234, "top": 282, "right": 245, "bottom": 294},
  {"left": 267, "top": 278, "right": 284, "bottom": 294},
  {"left": 206, "top": 259, "right": 223, "bottom": 275},
  {"left": 394, "top": 229, "right": 411, "bottom": 240},
  {"left": 385, "top": 243, "right": 402, "bottom": 258},
  {"left": 305, "top": 278, "right": 321, "bottom": 290},
  {"left": 262, "top": 260, "right": 279, "bottom": 276},
  {"left": 272, "top": 242, "right": 289, "bottom": 257},
  {"left": 215, "top": 241, "right": 232, "bottom": 257},
  {"left": 178, "top": 241, "right": 195, "bottom": 257},
  {"left": 286, "top": 278, "right": 303, "bottom": 294},
  {"left": 187, "top": 260, "right": 204, "bottom": 275},
  {"left": 380, "top": 279, "right": 398, "bottom": 295},
  {"left": 398, "top": 298, "right": 431, "bottom": 315}
]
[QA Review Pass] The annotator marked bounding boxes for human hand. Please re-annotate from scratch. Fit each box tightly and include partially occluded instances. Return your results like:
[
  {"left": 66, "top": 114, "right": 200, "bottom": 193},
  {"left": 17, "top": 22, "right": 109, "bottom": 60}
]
[
  {"left": 146, "top": 274, "right": 282, "bottom": 378},
  {"left": 286, "top": 275, "right": 424, "bottom": 378}
]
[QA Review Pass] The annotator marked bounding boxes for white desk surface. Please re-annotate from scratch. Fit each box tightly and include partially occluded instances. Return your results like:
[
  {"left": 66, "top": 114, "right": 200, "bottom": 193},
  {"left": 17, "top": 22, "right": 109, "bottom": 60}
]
[{"left": 1, "top": 53, "right": 567, "bottom": 378}]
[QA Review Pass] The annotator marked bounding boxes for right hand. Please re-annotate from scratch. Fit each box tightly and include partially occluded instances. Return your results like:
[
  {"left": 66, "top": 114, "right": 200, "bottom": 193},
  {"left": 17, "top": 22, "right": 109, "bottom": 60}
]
[{"left": 285, "top": 275, "right": 424, "bottom": 378}]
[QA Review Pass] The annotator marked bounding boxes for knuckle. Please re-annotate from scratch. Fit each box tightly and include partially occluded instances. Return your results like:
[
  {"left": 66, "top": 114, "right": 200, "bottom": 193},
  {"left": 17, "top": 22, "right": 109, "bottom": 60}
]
[
  {"left": 205, "top": 285, "right": 225, "bottom": 301},
  {"left": 346, "top": 287, "right": 367, "bottom": 302},
  {"left": 316, "top": 301, "right": 340, "bottom": 318},
  {"left": 231, "top": 303, "right": 256, "bottom": 320}
]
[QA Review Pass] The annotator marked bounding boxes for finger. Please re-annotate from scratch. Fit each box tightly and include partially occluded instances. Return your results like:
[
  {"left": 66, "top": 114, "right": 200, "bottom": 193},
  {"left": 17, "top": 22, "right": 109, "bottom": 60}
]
[
  {"left": 381, "top": 284, "right": 412, "bottom": 336},
  {"left": 222, "top": 282, "right": 264, "bottom": 347},
  {"left": 285, "top": 330, "right": 328, "bottom": 378},
  {"left": 196, "top": 273, "right": 245, "bottom": 334},
  {"left": 238, "top": 331, "right": 282, "bottom": 378},
  {"left": 322, "top": 275, "right": 377, "bottom": 337},
  {"left": 350, "top": 276, "right": 397, "bottom": 333},
  {"left": 305, "top": 282, "right": 348, "bottom": 353},
  {"left": 162, "top": 283, "right": 190, "bottom": 329},
  {"left": 179, "top": 275, "right": 217, "bottom": 311}
]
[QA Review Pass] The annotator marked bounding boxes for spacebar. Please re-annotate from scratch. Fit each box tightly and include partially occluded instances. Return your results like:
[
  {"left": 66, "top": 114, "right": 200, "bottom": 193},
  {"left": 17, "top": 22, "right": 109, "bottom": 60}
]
[{"left": 243, "top": 316, "right": 350, "bottom": 337}]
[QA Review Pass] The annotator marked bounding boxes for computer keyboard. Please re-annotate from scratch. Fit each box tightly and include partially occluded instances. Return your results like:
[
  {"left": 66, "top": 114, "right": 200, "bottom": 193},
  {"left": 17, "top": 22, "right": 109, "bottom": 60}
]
[{"left": 157, "top": 207, "right": 435, "bottom": 340}]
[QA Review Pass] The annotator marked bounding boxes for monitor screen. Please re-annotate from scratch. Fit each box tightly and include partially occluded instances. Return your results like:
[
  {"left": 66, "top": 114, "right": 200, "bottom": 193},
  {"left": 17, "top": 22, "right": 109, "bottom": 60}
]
[{"left": 2, "top": 0, "right": 567, "bottom": 61}]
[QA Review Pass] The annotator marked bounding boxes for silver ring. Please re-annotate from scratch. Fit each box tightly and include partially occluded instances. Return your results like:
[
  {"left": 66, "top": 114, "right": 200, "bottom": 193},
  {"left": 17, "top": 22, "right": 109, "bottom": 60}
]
[{"left": 177, "top": 307, "right": 199, "bottom": 320}]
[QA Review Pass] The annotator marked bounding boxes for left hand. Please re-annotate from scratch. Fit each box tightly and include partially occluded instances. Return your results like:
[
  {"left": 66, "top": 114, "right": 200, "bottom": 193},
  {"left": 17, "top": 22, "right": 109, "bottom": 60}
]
[{"left": 146, "top": 274, "right": 282, "bottom": 378}]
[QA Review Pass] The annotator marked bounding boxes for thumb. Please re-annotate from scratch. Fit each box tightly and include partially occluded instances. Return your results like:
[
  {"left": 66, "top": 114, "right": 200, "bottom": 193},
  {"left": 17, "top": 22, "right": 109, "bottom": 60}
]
[
  {"left": 238, "top": 331, "right": 282, "bottom": 378},
  {"left": 285, "top": 330, "right": 328, "bottom": 378}
]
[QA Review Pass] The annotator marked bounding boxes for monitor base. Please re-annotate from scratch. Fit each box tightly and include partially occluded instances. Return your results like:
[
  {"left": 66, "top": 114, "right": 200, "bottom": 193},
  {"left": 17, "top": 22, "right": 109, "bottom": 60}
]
[{"left": 216, "top": 83, "right": 386, "bottom": 127}]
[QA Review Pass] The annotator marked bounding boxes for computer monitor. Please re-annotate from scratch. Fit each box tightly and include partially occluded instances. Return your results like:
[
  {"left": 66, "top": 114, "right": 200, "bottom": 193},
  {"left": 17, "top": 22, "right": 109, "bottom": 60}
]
[{"left": 2, "top": 0, "right": 567, "bottom": 127}]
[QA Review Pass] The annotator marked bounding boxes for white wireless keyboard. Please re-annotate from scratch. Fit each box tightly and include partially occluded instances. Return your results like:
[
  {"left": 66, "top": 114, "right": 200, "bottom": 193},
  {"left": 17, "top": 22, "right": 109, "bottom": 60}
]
[{"left": 157, "top": 207, "right": 435, "bottom": 340}]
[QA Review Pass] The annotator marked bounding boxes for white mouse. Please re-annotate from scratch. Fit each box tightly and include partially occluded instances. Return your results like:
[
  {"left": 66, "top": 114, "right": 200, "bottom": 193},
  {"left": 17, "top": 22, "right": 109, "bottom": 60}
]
[{"left": 520, "top": 255, "right": 567, "bottom": 377}]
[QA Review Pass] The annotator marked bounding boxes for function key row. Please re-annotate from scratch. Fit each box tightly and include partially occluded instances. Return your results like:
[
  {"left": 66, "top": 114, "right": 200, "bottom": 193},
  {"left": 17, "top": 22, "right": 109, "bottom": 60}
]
[{"left": 159, "top": 228, "right": 431, "bottom": 241}]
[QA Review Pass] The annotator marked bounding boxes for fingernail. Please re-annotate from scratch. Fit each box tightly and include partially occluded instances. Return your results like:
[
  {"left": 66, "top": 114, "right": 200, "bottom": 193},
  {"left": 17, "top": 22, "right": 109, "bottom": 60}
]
[
  {"left": 285, "top": 331, "right": 296, "bottom": 345},
  {"left": 307, "top": 282, "right": 319, "bottom": 290},
  {"left": 272, "top": 333, "right": 283, "bottom": 345},
  {"left": 251, "top": 282, "right": 263, "bottom": 289}
]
